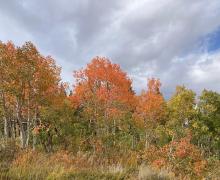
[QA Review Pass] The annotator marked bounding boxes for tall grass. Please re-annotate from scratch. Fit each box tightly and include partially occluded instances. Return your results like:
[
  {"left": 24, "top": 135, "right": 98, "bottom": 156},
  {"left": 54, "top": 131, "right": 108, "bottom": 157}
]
[
  {"left": 5, "top": 150, "right": 130, "bottom": 179},
  {"left": 1, "top": 140, "right": 219, "bottom": 179}
]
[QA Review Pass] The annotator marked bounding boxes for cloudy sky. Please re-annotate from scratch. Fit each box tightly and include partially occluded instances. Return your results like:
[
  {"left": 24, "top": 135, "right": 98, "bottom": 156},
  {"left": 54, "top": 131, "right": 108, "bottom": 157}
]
[{"left": 0, "top": 0, "right": 220, "bottom": 97}]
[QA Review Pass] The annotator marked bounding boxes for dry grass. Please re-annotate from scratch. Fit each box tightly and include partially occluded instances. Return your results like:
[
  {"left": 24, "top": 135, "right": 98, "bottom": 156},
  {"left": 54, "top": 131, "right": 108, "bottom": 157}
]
[
  {"left": 5, "top": 150, "right": 132, "bottom": 179},
  {"left": 0, "top": 141, "right": 219, "bottom": 180},
  {"left": 138, "top": 164, "right": 175, "bottom": 180}
]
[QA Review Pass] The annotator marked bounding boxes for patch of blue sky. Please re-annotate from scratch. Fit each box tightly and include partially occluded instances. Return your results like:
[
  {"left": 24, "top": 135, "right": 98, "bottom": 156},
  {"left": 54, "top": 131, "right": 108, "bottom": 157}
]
[{"left": 201, "top": 27, "right": 220, "bottom": 52}]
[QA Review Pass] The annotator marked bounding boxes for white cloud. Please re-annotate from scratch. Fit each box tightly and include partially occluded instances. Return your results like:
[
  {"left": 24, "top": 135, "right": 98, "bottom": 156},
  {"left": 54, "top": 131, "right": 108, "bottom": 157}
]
[
  {"left": 189, "top": 52, "right": 220, "bottom": 85},
  {"left": 0, "top": 0, "right": 220, "bottom": 97}
]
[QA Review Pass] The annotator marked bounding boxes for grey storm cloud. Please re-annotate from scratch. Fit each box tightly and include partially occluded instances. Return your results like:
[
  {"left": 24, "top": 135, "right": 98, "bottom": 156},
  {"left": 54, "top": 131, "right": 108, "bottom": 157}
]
[{"left": 0, "top": 0, "right": 220, "bottom": 97}]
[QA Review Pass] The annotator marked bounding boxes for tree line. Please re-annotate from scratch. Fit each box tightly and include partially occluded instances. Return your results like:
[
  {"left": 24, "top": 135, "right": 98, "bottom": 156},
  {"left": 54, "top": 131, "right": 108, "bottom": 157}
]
[{"left": 0, "top": 41, "right": 219, "bottom": 178}]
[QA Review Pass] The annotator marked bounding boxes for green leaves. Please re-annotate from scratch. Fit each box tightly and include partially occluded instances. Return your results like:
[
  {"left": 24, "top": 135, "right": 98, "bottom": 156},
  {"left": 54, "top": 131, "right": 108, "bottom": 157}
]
[
  {"left": 167, "top": 86, "right": 197, "bottom": 127},
  {"left": 195, "top": 90, "right": 220, "bottom": 156}
]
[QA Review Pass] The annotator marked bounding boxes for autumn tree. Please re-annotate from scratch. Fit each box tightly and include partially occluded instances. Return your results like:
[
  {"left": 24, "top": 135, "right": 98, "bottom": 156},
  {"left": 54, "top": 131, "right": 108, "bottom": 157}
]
[
  {"left": 191, "top": 89, "right": 220, "bottom": 157},
  {"left": 34, "top": 82, "right": 70, "bottom": 152},
  {"left": 70, "top": 57, "right": 136, "bottom": 151},
  {"left": 167, "top": 86, "right": 197, "bottom": 140},
  {"left": 134, "top": 78, "right": 166, "bottom": 148},
  {"left": 0, "top": 41, "right": 17, "bottom": 139},
  {"left": 0, "top": 41, "right": 62, "bottom": 149}
]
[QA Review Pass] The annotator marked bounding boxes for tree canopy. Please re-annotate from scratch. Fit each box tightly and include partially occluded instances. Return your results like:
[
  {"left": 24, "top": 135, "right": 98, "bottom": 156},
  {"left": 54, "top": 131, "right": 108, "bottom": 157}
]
[{"left": 0, "top": 41, "right": 220, "bottom": 179}]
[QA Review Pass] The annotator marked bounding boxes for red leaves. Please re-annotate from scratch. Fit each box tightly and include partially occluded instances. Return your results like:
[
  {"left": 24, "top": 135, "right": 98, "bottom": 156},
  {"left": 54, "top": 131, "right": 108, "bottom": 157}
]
[
  {"left": 174, "top": 137, "right": 192, "bottom": 158},
  {"left": 143, "top": 134, "right": 207, "bottom": 178},
  {"left": 152, "top": 158, "right": 166, "bottom": 168}
]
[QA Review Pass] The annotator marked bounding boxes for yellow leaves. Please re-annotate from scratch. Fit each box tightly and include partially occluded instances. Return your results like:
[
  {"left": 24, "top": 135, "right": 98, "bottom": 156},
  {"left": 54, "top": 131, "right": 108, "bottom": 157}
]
[
  {"left": 192, "top": 122, "right": 199, "bottom": 129},
  {"left": 201, "top": 125, "right": 209, "bottom": 132},
  {"left": 203, "top": 104, "right": 217, "bottom": 114},
  {"left": 167, "top": 86, "right": 197, "bottom": 128},
  {"left": 167, "top": 129, "right": 174, "bottom": 136},
  {"left": 192, "top": 122, "right": 209, "bottom": 133}
]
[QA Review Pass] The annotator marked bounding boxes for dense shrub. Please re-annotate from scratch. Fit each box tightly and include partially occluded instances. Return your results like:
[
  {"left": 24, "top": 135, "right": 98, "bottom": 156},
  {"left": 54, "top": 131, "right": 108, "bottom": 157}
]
[{"left": 142, "top": 135, "right": 209, "bottom": 179}]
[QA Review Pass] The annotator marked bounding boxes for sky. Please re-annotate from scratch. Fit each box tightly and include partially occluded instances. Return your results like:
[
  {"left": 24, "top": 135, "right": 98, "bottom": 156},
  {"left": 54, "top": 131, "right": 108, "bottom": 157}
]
[{"left": 0, "top": 0, "right": 220, "bottom": 97}]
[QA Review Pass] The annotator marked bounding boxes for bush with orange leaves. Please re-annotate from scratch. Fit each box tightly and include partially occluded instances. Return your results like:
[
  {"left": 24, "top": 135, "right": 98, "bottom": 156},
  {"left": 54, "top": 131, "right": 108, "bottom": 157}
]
[
  {"left": 12, "top": 150, "right": 39, "bottom": 168},
  {"left": 142, "top": 134, "right": 208, "bottom": 179}
]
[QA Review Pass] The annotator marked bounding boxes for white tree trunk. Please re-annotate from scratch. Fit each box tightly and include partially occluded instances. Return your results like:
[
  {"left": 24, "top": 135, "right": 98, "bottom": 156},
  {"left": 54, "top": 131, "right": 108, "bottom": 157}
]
[{"left": 4, "top": 117, "right": 9, "bottom": 138}]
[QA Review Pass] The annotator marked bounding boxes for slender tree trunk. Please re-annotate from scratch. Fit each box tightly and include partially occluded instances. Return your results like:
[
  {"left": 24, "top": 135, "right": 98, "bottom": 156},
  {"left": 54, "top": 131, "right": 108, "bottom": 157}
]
[
  {"left": 32, "top": 107, "right": 39, "bottom": 150},
  {"left": 14, "top": 120, "right": 17, "bottom": 138},
  {"left": 11, "top": 120, "right": 15, "bottom": 139},
  {"left": 16, "top": 99, "right": 28, "bottom": 148},
  {"left": 3, "top": 116, "right": 9, "bottom": 138},
  {"left": 145, "top": 124, "right": 152, "bottom": 149},
  {"left": 145, "top": 131, "right": 150, "bottom": 149},
  {"left": 1, "top": 92, "right": 10, "bottom": 139},
  {"left": 20, "top": 125, "right": 27, "bottom": 148},
  {"left": 25, "top": 96, "right": 30, "bottom": 147},
  {"left": 113, "top": 119, "right": 116, "bottom": 146}
]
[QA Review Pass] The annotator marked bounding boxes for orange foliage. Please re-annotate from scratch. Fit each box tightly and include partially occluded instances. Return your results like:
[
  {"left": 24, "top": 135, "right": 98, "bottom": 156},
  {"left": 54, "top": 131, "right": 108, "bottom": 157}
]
[
  {"left": 152, "top": 158, "right": 166, "bottom": 168},
  {"left": 70, "top": 56, "right": 135, "bottom": 120},
  {"left": 143, "top": 134, "right": 207, "bottom": 178},
  {"left": 134, "top": 78, "right": 166, "bottom": 128}
]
